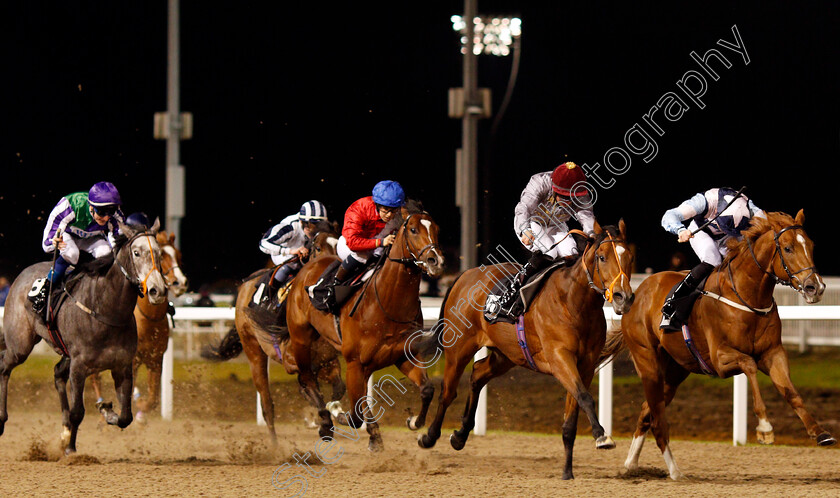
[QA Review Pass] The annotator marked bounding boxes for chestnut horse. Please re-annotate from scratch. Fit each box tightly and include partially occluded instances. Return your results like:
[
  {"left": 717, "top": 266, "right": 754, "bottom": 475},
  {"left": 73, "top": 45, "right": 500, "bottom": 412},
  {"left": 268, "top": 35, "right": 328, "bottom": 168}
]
[
  {"left": 286, "top": 205, "right": 445, "bottom": 451},
  {"left": 419, "top": 221, "right": 635, "bottom": 480},
  {"left": 202, "top": 223, "right": 344, "bottom": 444},
  {"left": 90, "top": 231, "right": 188, "bottom": 422},
  {"left": 600, "top": 210, "right": 835, "bottom": 480}
]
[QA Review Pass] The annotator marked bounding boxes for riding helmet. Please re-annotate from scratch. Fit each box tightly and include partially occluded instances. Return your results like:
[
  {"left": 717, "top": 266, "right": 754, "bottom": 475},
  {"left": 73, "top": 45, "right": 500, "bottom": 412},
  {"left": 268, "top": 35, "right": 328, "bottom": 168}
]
[
  {"left": 372, "top": 180, "right": 405, "bottom": 208},
  {"left": 299, "top": 200, "right": 328, "bottom": 223},
  {"left": 550, "top": 162, "right": 587, "bottom": 197},
  {"left": 126, "top": 212, "right": 151, "bottom": 229},
  {"left": 88, "top": 181, "right": 122, "bottom": 206}
]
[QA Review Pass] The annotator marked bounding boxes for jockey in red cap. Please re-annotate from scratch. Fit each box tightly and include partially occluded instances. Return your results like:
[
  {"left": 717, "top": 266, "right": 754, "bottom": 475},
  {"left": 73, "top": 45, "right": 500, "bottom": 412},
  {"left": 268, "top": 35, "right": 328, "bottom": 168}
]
[{"left": 486, "top": 162, "right": 597, "bottom": 320}]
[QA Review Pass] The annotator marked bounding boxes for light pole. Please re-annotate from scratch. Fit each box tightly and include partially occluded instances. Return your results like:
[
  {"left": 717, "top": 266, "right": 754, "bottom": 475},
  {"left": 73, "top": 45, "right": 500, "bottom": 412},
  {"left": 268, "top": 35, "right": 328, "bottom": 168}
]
[{"left": 451, "top": 9, "right": 522, "bottom": 272}]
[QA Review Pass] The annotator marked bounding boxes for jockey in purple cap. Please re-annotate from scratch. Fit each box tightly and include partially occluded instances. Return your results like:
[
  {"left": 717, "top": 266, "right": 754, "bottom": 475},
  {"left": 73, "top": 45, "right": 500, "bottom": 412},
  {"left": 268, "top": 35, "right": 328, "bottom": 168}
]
[{"left": 28, "top": 181, "right": 125, "bottom": 319}]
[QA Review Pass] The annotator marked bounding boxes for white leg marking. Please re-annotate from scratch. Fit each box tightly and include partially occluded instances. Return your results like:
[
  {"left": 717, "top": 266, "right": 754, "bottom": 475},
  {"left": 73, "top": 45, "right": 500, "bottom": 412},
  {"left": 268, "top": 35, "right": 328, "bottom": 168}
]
[
  {"left": 663, "top": 444, "right": 684, "bottom": 480},
  {"left": 624, "top": 433, "right": 646, "bottom": 471},
  {"left": 756, "top": 418, "right": 773, "bottom": 432}
]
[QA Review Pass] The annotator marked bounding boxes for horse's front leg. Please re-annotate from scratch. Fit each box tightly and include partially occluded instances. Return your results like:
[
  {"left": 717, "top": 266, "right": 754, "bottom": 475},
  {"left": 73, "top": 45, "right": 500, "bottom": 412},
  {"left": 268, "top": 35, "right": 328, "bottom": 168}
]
[
  {"left": 345, "top": 360, "right": 383, "bottom": 452},
  {"left": 395, "top": 359, "right": 434, "bottom": 431},
  {"left": 110, "top": 363, "right": 134, "bottom": 429},
  {"left": 716, "top": 346, "right": 775, "bottom": 444},
  {"left": 63, "top": 360, "right": 90, "bottom": 455},
  {"left": 760, "top": 345, "right": 835, "bottom": 446},
  {"left": 52, "top": 357, "right": 71, "bottom": 446}
]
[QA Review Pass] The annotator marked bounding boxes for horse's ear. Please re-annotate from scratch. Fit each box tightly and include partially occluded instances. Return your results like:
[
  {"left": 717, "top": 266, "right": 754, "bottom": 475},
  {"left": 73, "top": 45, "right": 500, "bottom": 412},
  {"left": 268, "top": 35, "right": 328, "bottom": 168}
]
[
  {"left": 618, "top": 218, "right": 627, "bottom": 239},
  {"left": 592, "top": 219, "right": 603, "bottom": 234},
  {"left": 795, "top": 209, "right": 805, "bottom": 226},
  {"left": 150, "top": 217, "right": 161, "bottom": 234},
  {"left": 156, "top": 231, "right": 168, "bottom": 245},
  {"left": 169, "top": 232, "right": 176, "bottom": 244}
]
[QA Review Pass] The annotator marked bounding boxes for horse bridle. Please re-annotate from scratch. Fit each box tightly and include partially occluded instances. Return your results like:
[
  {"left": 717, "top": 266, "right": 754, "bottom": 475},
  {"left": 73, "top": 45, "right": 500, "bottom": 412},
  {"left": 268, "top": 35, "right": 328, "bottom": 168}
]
[
  {"left": 112, "top": 231, "right": 162, "bottom": 297},
  {"left": 576, "top": 229, "right": 629, "bottom": 303},
  {"left": 387, "top": 214, "right": 441, "bottom": 272},
  {"left": 746, "top": 224, "right": 817, "bottom": 292}
]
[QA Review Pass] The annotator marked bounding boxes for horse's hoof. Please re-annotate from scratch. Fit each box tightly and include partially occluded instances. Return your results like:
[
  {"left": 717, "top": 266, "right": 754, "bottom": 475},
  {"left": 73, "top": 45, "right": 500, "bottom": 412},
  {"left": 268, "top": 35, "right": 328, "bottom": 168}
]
[
  {"left": 406, "top": 415, "right": 422, "bottom": 431},
  {"left": 562, "top": 471, "right": 574, "bottom": 480},
  {"left": 417, "top": 433, "right": 436, "bottom": 449},
  {"left": 334, "top": 412, "right": 350, "bottom": 426},
  {"left": 136, "top": 411, "right": 147, "bottom": 425},
  {"left": 816, "top": 432, "right": 837, "bottom": 447},
  {"left": 756, "top": 430, "right": 775, "bottom": 445},
  {"left": 326, "top": 401, "right": 344, "bottom": 419},
  {"left": 449, "top": 433, "right": 466, "bottom": 451},
  {"left": 595, "top": 435, "right": 616, "bottom": 450},
  {"left": 60, "top": 426, "right": 71, "bottom": 450},
  {"left": 318, "top": 425, "right": 334, "bottom": 440},
  {"left": 368, "top": 438, "right": 384, "bottom": 453},
  {"left": 64, "top": 447, "right": 76, "bottom": 457}
]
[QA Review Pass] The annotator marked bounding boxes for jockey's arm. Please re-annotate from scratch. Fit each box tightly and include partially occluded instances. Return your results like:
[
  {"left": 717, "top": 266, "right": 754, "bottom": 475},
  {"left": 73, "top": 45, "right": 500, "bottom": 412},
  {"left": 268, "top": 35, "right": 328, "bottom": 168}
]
[{"left": 661, "top": 192, "right": 707, "bottom": 237}]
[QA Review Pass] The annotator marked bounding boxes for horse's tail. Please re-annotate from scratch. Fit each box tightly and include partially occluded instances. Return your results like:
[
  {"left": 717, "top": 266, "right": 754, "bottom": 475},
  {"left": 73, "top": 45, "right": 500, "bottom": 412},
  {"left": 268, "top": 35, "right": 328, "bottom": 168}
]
[
  {"left": 200, "top": 328, "right": 243, "bottom": 362},
  {"left": 596, "top": 328, "right": 627, "bottom": 372},
  {"left": 404, "top": 272, "right": 466, "bottom": 361}
]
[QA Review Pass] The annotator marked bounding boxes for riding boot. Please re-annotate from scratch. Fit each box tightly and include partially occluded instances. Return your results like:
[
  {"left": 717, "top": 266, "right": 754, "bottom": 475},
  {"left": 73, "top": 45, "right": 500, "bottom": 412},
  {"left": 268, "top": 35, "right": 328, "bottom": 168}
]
[
  {"left": 486, "top": 252, "right": 554, "bottom": 320},
  {"left": 28, "top": 278, "right": 51, "bottom": 318},
  {"left": 660, "top": 262, "right": 715, "bottom": 331}
]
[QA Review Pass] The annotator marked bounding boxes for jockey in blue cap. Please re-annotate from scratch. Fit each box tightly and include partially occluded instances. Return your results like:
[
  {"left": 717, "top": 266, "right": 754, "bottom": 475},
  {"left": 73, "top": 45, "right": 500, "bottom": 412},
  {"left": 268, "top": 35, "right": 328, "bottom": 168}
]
[
  {"left": 659, "top": 187, "right": 766, "bottom": 331},
  {"left": 28, "top": 181, "right": 125, "bottom": 318},
  {"left": 334, "top": 180, "right": 405, "bottom": 285},
  {"left": 260, "top": 200, "right": 329, "bottom": 291}
]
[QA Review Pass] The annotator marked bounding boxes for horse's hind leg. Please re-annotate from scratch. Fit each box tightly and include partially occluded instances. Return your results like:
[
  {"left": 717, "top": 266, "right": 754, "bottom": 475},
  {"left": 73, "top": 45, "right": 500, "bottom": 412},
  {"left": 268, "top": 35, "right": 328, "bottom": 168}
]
[
  {"left": 625, "top": 360, "right": 688, "bottom": 472},
  {"left": 760, "top": 345, "right": 835, "bottom": 446},
  {"left": 53, "top": 356, "right": 72, "bottom": 448},
  {"left": 395, "top": 359, "right": 434, "bottom": 431},
  {"left": 1, "top": 348, "right": 31, "bottom": 436},
  {"left": 450, "top": 348, "right": 514, "bottom": 451},
  {"left": 291, "top": 333, "right": 332, "bottom": 440},
  {"left": 241, "top": 330, "right": 277, "bottom": 445}
]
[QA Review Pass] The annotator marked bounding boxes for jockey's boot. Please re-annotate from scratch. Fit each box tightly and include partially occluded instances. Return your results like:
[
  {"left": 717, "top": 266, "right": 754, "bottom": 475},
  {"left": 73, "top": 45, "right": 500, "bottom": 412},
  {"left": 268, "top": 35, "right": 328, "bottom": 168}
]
[
  {"left": 27, "top": 277, "right": 51, "bottom": 321},
  {"left": 660, "top": 262, "right": 714, "bottom": 332},
  {"left": 485, "top": 252, "right": 553, "bottom": 320}
]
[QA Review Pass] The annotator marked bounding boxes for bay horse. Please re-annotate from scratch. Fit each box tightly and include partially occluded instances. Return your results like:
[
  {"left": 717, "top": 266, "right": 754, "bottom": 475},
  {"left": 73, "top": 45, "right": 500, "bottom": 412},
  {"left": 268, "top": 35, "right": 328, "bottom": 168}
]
[
  {"left": 0, "top": 220, "right": 166, "bottom": 454},
  {"left": 285, "top": 203, "right": 445, "bottom": 451},
  {"left": 202, "top": 221, "right": 346, "bottom": 444},
  {"left": 419, "top": 220, "right": 635, "bottom": 480},
  {"left": 90, "top": 230, "right": 189, "bottom": 422},
  {"left": 600, "top": 210, "right": 835, "bottom": 480}
]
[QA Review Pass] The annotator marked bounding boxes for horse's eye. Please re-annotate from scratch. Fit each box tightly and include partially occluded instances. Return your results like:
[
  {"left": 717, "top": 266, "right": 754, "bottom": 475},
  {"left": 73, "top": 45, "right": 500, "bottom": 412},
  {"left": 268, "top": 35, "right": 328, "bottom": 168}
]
[
  {"left": 784, "top": 246, "right": 794, "bottom": 254},
  {"left": 598, "top": 254, "right": 606, "bottom": 262},
  {"left": 133, "top": 250, "right": 141, "bottom": 257},
  {"left": 410, "top": 228, "right": 418, "bottom": 234}
]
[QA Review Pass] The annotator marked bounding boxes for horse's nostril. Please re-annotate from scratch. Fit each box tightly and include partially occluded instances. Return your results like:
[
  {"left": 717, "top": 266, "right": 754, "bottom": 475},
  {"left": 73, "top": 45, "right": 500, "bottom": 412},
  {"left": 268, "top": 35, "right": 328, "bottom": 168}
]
[
  {"left": 149, "top": 288, "right": 159, "bottom": 297},
  {"left": 805, "top": 285, "right": 817, "bottom": 295},
  {"left": 427, "top": 258, "right": 437, "bottom": 266}
]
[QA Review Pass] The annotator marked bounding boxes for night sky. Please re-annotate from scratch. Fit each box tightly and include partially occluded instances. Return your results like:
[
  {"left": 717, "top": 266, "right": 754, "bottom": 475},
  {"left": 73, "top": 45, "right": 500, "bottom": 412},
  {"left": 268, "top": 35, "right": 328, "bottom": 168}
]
[{"left": 2, "top": 1, "right": 839, "bottom": 291}]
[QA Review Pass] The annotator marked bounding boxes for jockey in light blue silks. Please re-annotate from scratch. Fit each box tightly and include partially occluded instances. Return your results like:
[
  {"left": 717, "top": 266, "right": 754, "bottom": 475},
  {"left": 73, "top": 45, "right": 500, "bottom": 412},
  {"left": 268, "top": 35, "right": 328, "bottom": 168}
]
[
  {"left": 659, "top": 187, "right": 766, "bottom": 331},
  {"left": 29, "top": 181, "right": 125, "bottom": 318},
  {"left": 259, "top": 200, "right": 329, "bottom": 288}
]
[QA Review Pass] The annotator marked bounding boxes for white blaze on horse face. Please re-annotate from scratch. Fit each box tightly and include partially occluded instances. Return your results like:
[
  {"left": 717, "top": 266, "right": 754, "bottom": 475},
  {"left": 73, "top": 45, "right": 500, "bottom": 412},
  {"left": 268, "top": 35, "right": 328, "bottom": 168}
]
[
  {"left": 420, "top": 219, "right": 433, "bottom": 244},
  {"left": 162, "top": 245, "right": 188, "bottom": 293},
  {"left": 796, "top": 234, "right": 811, "bottom": 261}
]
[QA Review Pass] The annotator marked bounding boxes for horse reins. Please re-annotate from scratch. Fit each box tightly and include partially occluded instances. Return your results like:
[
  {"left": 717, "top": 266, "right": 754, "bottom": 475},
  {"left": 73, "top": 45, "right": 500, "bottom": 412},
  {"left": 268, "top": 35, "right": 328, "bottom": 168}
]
[{"left": 112, "top": 231, "right": 162, "bottom": 298}]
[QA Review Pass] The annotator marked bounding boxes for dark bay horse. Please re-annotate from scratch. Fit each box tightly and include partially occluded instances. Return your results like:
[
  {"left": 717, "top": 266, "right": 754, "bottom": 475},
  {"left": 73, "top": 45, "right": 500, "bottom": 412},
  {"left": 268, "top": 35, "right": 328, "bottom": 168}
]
[
  {"left": 286, "top": 205, "right": 445, "bottom": 451},
  {"left": 203, "top": 222, "right": 345, "bottom": 444},
  {"left": 600, "top": 210, "right": 834, "bottom": 480},
  {"left": 419, "top": 221, "right": 635, "bottom": 480},
  {"left": 91, "top": 230, "right": 189, "bottom": 422},
  {"left": 0, "top": 221, "right": 166, "bottom": 454}
]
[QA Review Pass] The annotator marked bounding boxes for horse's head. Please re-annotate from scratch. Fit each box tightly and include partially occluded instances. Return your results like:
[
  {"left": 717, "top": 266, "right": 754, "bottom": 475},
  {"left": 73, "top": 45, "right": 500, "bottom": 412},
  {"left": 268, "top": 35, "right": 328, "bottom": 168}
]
[
  {"left": 584, "top": 219, "right": 635, "bottom": 314},
  {"left": 391, "top": 203, "right": 445, "bottom": 278},
  {"left": 118, "top": 218, "right": 167, "bottom": 305},
  {"left": 749, "top": 210, "right": 825, "bottom": 303},
  {"left": 310, "top": 220, "right": 340, "bottom": 259},
  {"left": 156, "top": 231, "right": 189, "bottom": 297}
]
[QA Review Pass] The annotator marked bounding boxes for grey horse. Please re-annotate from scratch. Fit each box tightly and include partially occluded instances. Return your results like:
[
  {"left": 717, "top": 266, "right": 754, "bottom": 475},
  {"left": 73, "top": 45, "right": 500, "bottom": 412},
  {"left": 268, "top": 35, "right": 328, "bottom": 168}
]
[{"left": 0, "top": 220, "right": 166, "bottom": 455}]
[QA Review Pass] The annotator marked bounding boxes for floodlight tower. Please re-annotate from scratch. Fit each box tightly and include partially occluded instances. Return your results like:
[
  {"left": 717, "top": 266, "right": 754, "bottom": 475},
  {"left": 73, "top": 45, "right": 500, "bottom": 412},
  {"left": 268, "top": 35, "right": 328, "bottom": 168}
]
[{"left": 451, "top": 9, "right": 522, "bottom": 272}]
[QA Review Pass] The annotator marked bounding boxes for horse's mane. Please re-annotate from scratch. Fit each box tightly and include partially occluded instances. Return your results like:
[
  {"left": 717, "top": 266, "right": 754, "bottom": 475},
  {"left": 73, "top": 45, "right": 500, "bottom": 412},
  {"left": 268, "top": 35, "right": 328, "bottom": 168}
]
[
  {"left": 312, "top": 219, "right": 339, "bottom": 236},
  {"left": 721, "top": 211, "right": 796, "bottom": 267},
  {"left": 383, "top": 198, "right": 427, "bottom": 234},
  {"left": 73, "top": 251, "right": 115, "bottom": 276}
]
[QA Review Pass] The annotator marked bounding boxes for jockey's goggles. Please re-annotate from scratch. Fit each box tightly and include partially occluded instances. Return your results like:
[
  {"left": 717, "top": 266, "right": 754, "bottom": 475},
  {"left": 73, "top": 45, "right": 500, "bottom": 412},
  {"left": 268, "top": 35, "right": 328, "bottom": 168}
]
[{"left": 92, "top": 205, "right": 118, "bottom": 217}]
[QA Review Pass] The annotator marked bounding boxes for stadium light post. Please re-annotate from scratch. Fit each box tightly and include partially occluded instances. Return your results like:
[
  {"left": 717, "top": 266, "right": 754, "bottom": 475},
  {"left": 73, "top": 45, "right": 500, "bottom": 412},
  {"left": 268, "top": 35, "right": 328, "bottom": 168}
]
[{"left": 451, "top": 9, "right": 522, "bottom": 272}]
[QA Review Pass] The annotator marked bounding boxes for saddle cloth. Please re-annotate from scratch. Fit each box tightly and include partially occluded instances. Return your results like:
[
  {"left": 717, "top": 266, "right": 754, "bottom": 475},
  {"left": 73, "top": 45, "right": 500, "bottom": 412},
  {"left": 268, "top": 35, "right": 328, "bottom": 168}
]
[{"left": 307, "top": 260, "right": 376, "bottom": 315}]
